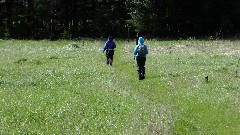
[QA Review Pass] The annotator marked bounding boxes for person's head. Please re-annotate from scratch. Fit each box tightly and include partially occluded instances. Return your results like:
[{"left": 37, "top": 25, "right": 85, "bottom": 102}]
[
  {"left": 108, "top": 36, "right": 113, "bottom": 41},
  {"left": 138, "top": 37, "right": 144, "bottom": 44}
]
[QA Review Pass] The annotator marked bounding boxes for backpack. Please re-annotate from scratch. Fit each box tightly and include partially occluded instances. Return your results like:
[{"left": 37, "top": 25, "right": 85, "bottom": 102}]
[{"left": 137, "top": 44, "right": 146, "bottom": 56}]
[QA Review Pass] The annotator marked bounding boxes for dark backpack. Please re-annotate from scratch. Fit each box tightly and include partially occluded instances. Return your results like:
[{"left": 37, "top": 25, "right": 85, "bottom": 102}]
[{"left": 137, "top": 44, "right": 146, "bottom": 56}]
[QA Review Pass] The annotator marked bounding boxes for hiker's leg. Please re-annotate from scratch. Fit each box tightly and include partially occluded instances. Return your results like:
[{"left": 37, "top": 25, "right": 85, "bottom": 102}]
[
  {"left": 106, "top": 55, "right": 110, "bottom": 65},
  {"left": 137, "top": 57, "right": 144, "bottom": 80},
  {"left": 110, "top": 50, "right": 114, "bottom": 66},
  {"left": 136, "top": 56, "right": 141, "bottom": 73},
  {"left": 139, "top": 60, "right": 144, "bottom": 77},
  {"left": 109, "top": 55, "right": 113, "bottom": 66},
  {"left": 136, "top": 57, "right": 142, "bottom": 79},
  {"left": 142, "top": 57, "right": 146, "bottom": 76},
  {"left": 140, "top": 57, "right": 145, "bottom": 72},
  {"left": 138, "top": 66, "right": 143, "bottom": 80}
]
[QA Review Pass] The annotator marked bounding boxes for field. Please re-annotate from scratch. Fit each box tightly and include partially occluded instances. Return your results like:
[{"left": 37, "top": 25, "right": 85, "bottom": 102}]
[{"left": 0, "top": 39, "right": 239, "bottom": 134}]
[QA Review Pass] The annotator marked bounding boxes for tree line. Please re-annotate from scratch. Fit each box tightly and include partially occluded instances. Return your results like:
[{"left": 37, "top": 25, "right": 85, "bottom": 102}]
[{"left": 1, "top": 0, "right": 240, "bottom": 39}]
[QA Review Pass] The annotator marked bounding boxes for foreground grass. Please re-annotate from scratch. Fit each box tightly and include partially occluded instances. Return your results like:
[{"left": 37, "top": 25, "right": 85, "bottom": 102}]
[{"left": 0, "top": 39, "right": 239, "bottom": 134}]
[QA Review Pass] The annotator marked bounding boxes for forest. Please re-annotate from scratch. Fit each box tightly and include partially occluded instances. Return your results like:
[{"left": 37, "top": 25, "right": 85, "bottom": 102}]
[{"left": 1, "top": 0, "right": 240, "bottom": 39}]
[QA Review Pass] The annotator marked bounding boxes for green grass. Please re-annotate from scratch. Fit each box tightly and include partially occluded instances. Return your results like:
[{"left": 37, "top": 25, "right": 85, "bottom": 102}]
[{"left": 0, "top": 39, "right": 239, "bottom": 134}]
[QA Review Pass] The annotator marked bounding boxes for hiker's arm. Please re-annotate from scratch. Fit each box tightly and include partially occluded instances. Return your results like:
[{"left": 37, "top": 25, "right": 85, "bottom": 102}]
[
  {"left": 133, "top": 46, "right": 138, "bottom": 55},
  {"left": 103, "top": 42, "right": 108, "bottom": 52}
]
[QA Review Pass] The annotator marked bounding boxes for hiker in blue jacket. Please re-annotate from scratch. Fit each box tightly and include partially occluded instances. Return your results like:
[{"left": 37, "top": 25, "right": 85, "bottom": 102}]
[
  {"left": 103, "top": 36, "right": 116, "bottom": 66},
  {"left": 134, "top": 37, "right": 148, "bottom": 80}
]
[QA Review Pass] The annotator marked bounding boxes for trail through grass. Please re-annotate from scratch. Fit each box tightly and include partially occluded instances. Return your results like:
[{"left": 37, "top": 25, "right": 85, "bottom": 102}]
[{"left": 0, "top": 39, "right": 239, "bottom": 134}]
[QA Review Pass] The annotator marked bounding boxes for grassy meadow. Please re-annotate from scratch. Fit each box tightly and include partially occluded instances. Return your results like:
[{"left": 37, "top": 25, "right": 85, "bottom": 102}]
[{"left": 0, "top": 39, "right": 239, "bottom": 134}]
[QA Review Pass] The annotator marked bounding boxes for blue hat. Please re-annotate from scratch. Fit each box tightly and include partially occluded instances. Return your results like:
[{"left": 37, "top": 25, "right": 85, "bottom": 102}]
[{"left": 138, "top": 37, "right": 144, "bottom": 44}]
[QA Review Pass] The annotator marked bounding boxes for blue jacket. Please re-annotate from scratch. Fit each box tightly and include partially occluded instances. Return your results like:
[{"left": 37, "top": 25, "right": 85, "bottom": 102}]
[
  {"left": 134, "top": 37, "right": 148, "bottom": 57},
  {"left": 103, "top": 37, "right": 116, "bottom": 52}
]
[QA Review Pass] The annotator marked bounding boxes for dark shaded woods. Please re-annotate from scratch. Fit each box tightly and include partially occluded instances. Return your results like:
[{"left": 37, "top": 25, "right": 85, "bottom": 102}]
[{"left": 1, "top": 0, "right": 240, "bottom": 39}]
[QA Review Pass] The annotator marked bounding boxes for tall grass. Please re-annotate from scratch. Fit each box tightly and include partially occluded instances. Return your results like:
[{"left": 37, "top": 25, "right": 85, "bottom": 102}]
[{"left": 0, "top": 39, "right": 239, "bottom": 134}]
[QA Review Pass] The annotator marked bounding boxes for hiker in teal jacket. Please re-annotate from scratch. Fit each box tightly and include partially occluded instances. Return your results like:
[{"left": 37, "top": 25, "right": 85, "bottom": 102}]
[{"left": 134, "top": 37, "right": 148, "bottom": 80}]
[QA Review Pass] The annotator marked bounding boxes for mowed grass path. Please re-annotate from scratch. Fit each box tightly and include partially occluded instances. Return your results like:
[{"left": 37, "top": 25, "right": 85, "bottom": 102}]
[{"left": 0, "top": 39, "right": 239, "bottom": 134}]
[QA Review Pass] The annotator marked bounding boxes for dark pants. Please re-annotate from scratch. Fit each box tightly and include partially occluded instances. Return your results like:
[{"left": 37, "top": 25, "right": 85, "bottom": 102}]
[
  {"left": 106, "top": 50, "right": 114, "bottom": 66},
  {"left": 136, "top": 56, "right": 146, "bottom": 79}
]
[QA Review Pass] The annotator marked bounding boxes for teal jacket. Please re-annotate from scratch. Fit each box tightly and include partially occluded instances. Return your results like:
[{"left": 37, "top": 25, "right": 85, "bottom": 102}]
[{"left": 133, "top": 37, "right": 148, "bottom": 57}]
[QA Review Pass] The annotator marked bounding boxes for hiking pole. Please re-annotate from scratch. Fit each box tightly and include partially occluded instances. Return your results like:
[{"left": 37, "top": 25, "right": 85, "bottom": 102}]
[
  {"left": 136, "top": 32, "right": 138, "bottom": 45},
  {"left": 133, "top": 32, "right": 138, "bottom": 66},
  {"left": 133, "top": 55, "right": 136, "bottom": 67}
]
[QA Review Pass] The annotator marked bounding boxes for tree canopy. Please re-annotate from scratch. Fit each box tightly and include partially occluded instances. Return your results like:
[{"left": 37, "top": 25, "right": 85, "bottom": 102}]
[{"left": 1, "top": 0, "right": 240, "bottom": 39}]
